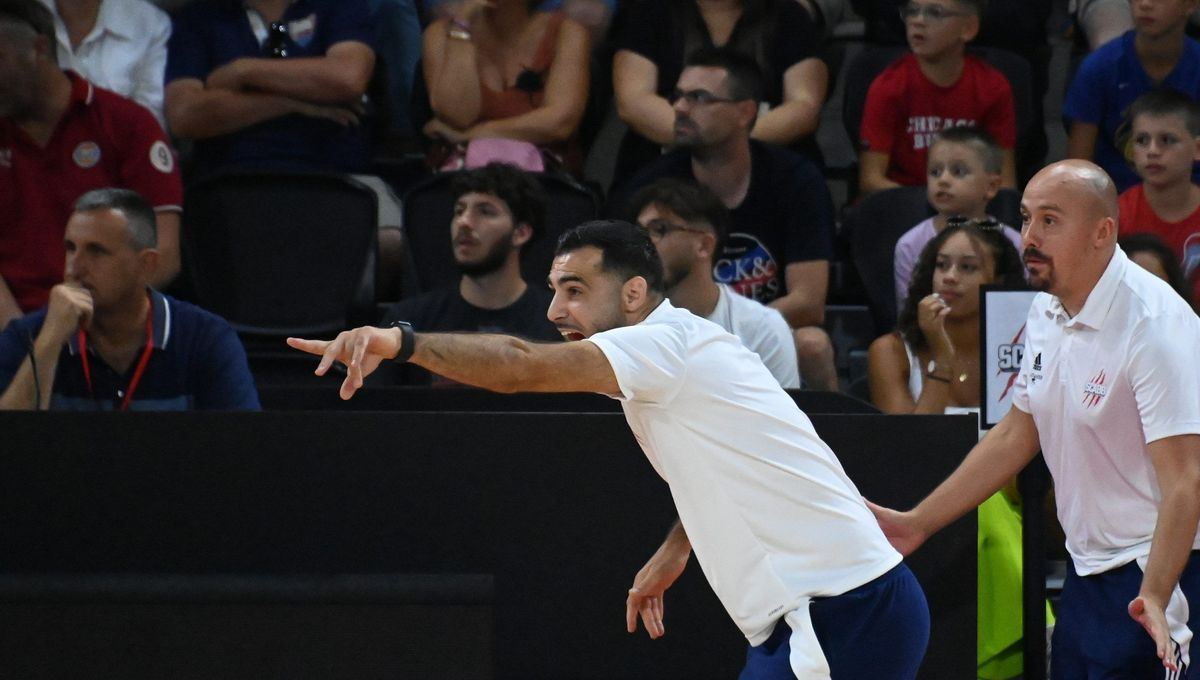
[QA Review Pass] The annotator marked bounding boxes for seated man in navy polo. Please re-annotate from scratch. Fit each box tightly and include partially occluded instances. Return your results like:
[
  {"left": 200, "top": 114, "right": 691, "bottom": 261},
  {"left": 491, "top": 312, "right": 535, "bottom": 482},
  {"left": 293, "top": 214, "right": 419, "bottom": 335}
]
[
  {"left": 165, "top": 0, "right": 407, "bottom": 294},
  {"left": 0, "top": 188, "right": 260, "bottom": 411}
]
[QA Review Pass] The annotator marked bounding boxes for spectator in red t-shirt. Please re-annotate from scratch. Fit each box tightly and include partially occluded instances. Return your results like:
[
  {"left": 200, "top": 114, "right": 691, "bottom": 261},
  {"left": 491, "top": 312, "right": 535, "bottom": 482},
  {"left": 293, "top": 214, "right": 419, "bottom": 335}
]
[
  {"left": 1117, "top": 88, "right": 1200, "bottom": 306},
  {"left": 858, "top": 0, "right": 1016, "bottom": 196},
  {"left": 0, "top": 0, "right": 182, "bottom": 331}
]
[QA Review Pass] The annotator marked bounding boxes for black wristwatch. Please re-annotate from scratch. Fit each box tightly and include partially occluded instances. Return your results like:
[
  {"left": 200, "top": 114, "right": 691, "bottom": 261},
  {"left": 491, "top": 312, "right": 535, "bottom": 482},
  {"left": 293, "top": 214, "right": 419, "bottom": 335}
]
[{"left": 390, "top": 320, "right": 415, "bottom": 363}]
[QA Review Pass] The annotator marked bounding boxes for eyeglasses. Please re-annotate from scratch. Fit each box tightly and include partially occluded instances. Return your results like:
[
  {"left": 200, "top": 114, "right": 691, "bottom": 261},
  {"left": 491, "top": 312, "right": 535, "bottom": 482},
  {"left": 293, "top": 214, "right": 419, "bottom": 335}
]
[
  {"left": 898, "top": 3, "right": 968, "bottom": 21},
  {"left": 640, "top": 220, "right": 709, "bottom": 240},
  {"left": 669, "top": 89, "right": 738, "bottom": 107}
]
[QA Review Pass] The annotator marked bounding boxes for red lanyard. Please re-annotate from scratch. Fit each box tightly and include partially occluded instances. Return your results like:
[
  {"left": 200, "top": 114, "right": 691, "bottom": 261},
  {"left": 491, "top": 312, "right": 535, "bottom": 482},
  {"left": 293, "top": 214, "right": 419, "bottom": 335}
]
[{"left": 78, "top": 304, "right": 156, "bottom": 411}]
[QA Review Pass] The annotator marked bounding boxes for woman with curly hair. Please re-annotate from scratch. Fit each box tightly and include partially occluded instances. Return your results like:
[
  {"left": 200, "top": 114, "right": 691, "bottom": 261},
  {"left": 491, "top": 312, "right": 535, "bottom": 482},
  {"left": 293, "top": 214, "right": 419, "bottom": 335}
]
[
  {"left": 869, "top": 219, "right": 1025, "bottom": 414},
  {"left": 867, "top": 218, "right": 1046, "bottom": 680}
]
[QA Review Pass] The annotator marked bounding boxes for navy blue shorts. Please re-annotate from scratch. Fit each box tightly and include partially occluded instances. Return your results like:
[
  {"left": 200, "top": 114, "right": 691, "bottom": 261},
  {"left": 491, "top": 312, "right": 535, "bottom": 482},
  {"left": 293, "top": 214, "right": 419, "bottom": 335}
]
[
  {"left": 1052, "top": 551, "right": 1200, "bottom": 679},
  {"left": 739, "top": 562, "right": 930, "bottom": 680}
]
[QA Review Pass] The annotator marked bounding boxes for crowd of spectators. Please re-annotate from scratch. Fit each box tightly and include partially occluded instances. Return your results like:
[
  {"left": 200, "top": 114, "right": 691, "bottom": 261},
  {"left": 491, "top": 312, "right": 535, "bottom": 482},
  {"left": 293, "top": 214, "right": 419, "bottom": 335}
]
[{"left": 5, "top": 0, "right": 1200, "bottom": 416}]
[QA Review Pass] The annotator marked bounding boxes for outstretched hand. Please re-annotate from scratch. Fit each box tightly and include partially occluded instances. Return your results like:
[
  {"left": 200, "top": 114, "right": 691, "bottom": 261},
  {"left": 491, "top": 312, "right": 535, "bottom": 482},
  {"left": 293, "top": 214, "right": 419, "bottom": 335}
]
[
  {"left": 286, "top": 326, "right": 402, "bottom": 400},
  {"left": 1128, "top": 595, "right": 1180, "bottom": 673},
  {"left": 865, "top": 500, "right": 928, "bottom": 557}
]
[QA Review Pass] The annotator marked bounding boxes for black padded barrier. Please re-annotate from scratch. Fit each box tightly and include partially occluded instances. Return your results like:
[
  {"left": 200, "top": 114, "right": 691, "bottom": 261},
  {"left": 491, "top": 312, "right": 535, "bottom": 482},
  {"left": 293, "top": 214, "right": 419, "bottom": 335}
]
[{"left": 0, "top": 411, "right": 976, "bottom": 679}]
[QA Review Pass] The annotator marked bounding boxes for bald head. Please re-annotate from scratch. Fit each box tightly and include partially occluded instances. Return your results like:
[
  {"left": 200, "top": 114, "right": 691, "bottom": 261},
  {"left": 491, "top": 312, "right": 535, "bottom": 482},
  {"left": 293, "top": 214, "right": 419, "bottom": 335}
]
[{"left": 1027, "top": 160, "right": 1119, "bottom": 223}]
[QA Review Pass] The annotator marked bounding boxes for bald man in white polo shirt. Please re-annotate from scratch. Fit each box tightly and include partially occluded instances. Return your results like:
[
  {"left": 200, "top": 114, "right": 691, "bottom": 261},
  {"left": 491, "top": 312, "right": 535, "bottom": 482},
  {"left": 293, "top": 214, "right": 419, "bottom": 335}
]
[{"left": 871, "top": 159, "right": 1200, "bottom": 677}]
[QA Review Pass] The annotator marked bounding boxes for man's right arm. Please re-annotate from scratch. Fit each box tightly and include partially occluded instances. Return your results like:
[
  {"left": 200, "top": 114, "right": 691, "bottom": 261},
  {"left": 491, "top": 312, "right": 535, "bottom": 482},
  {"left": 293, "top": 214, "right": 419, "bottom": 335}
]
[
  {"left": 164, "top": 79, "right": 358, "bottom": 140},
  {"left": 870, "top": 406, "right": 1042, "bottom": 554},
  {"left": 0, "top": 286, "right": 91, "bottom": 410}
]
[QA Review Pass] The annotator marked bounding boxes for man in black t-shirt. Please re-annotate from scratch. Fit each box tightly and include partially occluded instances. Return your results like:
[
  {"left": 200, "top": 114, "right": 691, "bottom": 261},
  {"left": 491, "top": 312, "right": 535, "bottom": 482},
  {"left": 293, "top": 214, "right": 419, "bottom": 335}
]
[
  {"left": 609, "top": 47, "right": 837, "bottom": 390},
  {"left": 383, "top": 163, "right": 561, "bottom": 385}
]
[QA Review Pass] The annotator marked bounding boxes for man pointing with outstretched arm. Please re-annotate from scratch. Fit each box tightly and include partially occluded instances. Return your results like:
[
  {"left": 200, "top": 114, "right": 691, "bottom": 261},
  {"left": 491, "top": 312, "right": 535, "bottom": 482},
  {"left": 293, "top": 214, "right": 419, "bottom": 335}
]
[
  {"left": 290, "top": 220, "right": 929, "bottom": 679},
  {"left": 870, "top": 160, "right": 1200, "bottom": 677}
]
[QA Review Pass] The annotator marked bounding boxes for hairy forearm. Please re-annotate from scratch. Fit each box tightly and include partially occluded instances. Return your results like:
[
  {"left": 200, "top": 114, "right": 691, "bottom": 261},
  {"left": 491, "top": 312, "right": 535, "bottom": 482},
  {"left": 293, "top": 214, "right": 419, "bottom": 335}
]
[
  {"left": 769, "top": 293, "right": 823, "bottom": 328},
  {"left": 1140, "top": 486, "right": 1200, "bottom": 606},
  {"left": 168, "top": 88, "right": 300, "bottom": 139},
  {"left": 912, "top": 411, "right": 1040, "bottom": 535},
  {"left": 660, "top": 519, "right": 691, "bottom": 557},
  {"left": 616, "top": 93, "right": 676, "bottom": 146},
  {"left": 751, "top": 100, "right": 820, "bottom": 145},
  {"left": 0, "top": 333, "right": 63, "bottom": 410},
  {"left": 410, "top": 332, "right": 559, "bottom": 393},
  {"left": 237, "top": 56, "right": 370, "bottom": 103}
]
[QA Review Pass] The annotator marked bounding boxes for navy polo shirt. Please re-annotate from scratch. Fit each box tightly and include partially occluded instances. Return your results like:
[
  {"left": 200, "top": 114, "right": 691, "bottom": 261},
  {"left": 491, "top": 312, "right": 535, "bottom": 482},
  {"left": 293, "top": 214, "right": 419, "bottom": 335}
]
[
  {"left": 0, "top": 290, "right": 260, "bottom": 410},
  {"left": 165, "top": 0, "right": 375, "bottom": 178}
]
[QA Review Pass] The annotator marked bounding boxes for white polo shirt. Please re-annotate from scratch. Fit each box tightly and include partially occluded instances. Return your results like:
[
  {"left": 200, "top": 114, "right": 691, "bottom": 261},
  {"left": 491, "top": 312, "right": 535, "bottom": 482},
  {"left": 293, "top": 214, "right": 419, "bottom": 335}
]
[
  {"left": 1013, "top": 248, "right": 1200, "bottom": 575},
  {"left": 705, "top": 284, "right": 800, "bottom": 389},
  {"left": 588, "top": 300, "right": 900, "bottom": 645}
]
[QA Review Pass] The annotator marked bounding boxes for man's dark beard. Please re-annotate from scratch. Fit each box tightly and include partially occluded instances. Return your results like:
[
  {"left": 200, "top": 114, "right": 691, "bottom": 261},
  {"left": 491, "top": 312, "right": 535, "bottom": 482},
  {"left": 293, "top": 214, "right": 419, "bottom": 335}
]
[{"left": 457, "top": 238, "right": 514, "bottom": 278}]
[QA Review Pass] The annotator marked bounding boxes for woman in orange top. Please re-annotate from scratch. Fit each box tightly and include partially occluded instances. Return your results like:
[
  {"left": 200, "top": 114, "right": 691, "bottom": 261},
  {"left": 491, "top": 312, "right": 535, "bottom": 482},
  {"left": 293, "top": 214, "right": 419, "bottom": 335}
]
[{"left": 422, "top": 0, "right": 590, "bottom": 174}]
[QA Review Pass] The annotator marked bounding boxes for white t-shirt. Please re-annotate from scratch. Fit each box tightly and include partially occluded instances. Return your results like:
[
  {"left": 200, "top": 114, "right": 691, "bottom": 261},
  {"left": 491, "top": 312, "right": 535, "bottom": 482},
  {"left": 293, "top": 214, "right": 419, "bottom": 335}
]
[
  {"left": 705, "top": 284, "right": 800, "bottom": 389},
  {"left": 1013, "top": 248, "right": 1200, "bottom": 575},
  {"left": 40, "top": 0, "right": 171, "bottom": 128},
  {"left": 588, "top": 300, "right": 901, "bottom": 644}
]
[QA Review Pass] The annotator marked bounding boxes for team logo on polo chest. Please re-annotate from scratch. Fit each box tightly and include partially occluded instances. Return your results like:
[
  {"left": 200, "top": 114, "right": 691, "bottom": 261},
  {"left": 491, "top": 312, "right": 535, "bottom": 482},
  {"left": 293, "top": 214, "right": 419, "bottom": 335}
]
[
  {"left": 73, "top": 141, "right": 101, "bottom": 168},
  {"left": 1083, "top": 369, "right": 1108, "bottom": 408}
]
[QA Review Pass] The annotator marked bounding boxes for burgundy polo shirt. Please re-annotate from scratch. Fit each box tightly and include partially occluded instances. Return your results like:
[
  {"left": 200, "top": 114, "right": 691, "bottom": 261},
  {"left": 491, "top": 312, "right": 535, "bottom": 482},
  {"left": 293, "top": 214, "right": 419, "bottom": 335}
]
[{"left": 0, "top": 72, "right": 182, "bottom": 312}]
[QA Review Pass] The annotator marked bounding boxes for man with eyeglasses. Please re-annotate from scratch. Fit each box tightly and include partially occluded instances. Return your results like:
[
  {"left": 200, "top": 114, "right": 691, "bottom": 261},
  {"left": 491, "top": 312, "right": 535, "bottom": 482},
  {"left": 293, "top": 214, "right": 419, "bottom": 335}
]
[
  {"left": 629, "top": 177, "right": 799, "bottom": 388},
  {"left": 610, "top": 46, "right": 839, "bottom": 391},
  {"left": 858, "top": 0, "right": 1017, "bottom": 195}
]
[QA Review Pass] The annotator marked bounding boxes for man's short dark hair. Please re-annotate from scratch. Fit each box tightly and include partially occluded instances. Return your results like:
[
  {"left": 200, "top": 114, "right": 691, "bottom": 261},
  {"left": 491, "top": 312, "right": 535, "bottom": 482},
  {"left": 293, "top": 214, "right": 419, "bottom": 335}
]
[
  {"left": 1126, "top": 88, "right": 1200, "bottom": 137},
  {"left": 627, "top": 178, "right": 729, "bottom": 263},
  {"left": 74, "top": 188, "right": 158, "bottom": 250},
  {"left": 450, "top": 162, "right": 546, "bottom": 241},
  {"left": 0, "top": 0, "right": 55, "bottom": 44},
  {"left": 931, "top": 126, "right": 1003, "bottom": 175},
  {"left": 683, "top": 46, "right": 764, "bottom": 104},
  {"left": 555, "top": 220, "right": 665, "bottom": 294}
]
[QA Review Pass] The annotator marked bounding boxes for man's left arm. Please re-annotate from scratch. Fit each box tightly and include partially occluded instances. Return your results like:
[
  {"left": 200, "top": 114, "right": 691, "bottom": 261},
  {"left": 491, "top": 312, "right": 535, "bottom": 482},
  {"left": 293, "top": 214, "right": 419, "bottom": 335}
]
[
  {"left": 768, "top": 260, "right": 828, "bottom": 328},
  {"left": 195, "top": 320, "right": 261, "bottom": 410},
  {"left": 289, "top": 326, "right": 620, "bottom": 400},
  {"left": 1131, "top": 434, "right": 1200, "bottom": 670},
  {"left": 205, "top": 41, "right": 375, "bottom": 105}
]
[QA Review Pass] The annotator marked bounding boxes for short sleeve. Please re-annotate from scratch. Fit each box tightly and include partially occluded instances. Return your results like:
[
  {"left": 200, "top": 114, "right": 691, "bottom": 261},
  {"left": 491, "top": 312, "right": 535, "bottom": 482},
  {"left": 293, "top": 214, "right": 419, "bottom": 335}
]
[
  {"left": 770, "top": 1, "right": 817, "bottom": 71},
  {"left": 753, "top": 308, "right": 800, "bottom": 389},
  {"left": 894, "top": 228, "right": 921, "bottom": 308},
  {"left": 586, "top": 320, "right": 688, "bottom": 405},
  {"left": 981, "top": 70, "right": 1016, "bottom": 148},
  {"left": 165, "top": 7, "right": 213, "bottom": 83},
  {"left": 194, "top": 315, "right": 261, "bottom": 410},
  {"left": 1128, "top": 313, "right": 1200, "bottom": 443},
  {"left": 611, "top": 1, "right": 666, "bottom": 61},
  {"left": 0, "top": 318, "right": 33, "bottom": 394},
  {"left": 322, "top": 0, "right": 375, "bottom": 49},
  {"left": 1063, "top": 51, "right": 1106, "bottom": 126},
  {"left": 113, "top": 99, "right": 183, "bottom": 211},
  {"left": 780, "top": 155, "right": 834, "bottom": 262},
  {"left": 860, "top": 66, "right": 902, "bottom": 154}
]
